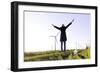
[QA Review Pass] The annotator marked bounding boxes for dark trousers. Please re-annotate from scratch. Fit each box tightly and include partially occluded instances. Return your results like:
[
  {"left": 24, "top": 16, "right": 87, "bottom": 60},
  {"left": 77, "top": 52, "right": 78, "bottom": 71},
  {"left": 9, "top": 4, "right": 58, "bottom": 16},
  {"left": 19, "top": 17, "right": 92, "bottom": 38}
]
[{"left": 61, "top": 41, "right": 66, "bottom": 52}]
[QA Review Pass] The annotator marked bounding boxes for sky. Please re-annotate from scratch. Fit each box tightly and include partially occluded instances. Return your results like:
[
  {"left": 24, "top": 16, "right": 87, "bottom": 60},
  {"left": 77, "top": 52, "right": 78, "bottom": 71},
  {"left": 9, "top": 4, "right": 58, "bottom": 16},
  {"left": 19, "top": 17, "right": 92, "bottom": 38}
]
[{"left": 24, "top": 11, "right": 91, "bottom": 52}]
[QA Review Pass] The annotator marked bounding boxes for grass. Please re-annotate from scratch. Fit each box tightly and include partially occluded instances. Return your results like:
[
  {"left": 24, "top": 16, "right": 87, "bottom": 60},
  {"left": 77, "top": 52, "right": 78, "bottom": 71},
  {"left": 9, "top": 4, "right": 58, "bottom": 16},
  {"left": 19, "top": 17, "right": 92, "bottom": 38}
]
[{"left": 24, "top": 48, "right": 90, "bottom": 62}]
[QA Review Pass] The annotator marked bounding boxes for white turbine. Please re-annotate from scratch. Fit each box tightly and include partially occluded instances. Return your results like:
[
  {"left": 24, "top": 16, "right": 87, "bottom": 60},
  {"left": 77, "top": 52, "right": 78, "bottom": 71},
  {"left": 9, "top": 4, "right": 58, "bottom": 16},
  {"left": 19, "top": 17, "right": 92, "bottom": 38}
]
[{"left": 49, "top": 32, "right": 60, "bottom": 51}]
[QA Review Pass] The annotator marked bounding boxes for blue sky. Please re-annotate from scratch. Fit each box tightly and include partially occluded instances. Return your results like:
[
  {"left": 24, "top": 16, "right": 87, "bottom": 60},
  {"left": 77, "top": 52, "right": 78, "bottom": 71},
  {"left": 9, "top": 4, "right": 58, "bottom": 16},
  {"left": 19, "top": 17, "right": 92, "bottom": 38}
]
[{"left": 24, "top": 11, "right": 91, "bottom": 52}]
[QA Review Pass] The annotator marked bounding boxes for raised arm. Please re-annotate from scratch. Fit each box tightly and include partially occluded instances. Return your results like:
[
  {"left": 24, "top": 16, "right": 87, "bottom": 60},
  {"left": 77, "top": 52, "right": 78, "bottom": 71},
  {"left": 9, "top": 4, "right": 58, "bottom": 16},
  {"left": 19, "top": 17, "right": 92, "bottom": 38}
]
[
  {"left": 66, "top": 19, "right": 74, "bottom": 29},
  {"left": 52, "top": 24, "right": 60, "bottom": 30}
]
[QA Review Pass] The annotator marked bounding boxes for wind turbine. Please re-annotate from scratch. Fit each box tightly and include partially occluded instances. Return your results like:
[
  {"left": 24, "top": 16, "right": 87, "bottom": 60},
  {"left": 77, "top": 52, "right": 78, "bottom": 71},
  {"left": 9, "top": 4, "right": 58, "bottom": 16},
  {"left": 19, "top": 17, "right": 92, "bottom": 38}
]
[{"left": 49, "top": 32, "right": 60, "bottom": 51}]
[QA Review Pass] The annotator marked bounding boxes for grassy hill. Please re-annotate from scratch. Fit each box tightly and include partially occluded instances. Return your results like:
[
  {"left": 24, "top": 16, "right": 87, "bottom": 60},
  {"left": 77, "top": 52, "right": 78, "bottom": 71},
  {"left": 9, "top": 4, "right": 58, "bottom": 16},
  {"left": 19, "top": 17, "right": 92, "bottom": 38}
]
[{"left": 24, "top": 48, "right": 90, "bottom": 62}]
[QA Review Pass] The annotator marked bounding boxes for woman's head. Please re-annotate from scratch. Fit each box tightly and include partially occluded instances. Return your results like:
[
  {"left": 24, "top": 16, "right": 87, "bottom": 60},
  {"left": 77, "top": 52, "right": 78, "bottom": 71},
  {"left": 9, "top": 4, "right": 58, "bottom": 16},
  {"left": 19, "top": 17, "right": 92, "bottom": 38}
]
[{"left": 62, "top": 24, "right": 65, "bottom": 27}]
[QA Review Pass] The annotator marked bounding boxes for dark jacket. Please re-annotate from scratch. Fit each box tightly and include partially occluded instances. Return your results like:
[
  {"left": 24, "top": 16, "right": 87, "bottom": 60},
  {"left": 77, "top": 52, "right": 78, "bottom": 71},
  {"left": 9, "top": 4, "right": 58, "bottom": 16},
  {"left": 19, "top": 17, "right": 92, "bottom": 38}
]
[{"left": 53, "top": 22, "right": 72, "bottom": 41}]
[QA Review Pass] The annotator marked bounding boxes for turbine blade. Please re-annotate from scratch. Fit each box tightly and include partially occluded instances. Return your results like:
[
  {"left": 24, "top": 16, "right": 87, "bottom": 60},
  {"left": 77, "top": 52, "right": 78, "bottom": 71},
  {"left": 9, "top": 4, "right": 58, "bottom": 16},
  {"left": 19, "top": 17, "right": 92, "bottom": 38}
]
[
  {"left": 49, "top": 36, "right": 55, "bottom": 37},
  {"left": 56, "top": 32, "right": 60, "bottom": 37}
]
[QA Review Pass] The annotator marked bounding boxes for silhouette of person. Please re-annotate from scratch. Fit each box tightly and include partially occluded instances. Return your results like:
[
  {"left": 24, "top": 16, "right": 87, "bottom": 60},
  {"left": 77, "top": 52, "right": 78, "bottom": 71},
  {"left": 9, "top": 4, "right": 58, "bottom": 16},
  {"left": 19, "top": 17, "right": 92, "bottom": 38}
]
[{"left": 52, "top": 19, "right": 74, "bottom": 52}]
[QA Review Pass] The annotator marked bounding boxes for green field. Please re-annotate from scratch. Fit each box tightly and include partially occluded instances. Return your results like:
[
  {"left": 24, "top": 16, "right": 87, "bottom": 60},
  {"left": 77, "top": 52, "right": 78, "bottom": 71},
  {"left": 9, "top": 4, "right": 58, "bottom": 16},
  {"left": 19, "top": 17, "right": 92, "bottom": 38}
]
[{"left": 24, "top": 48, "right": 90, "bottom": 62}]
